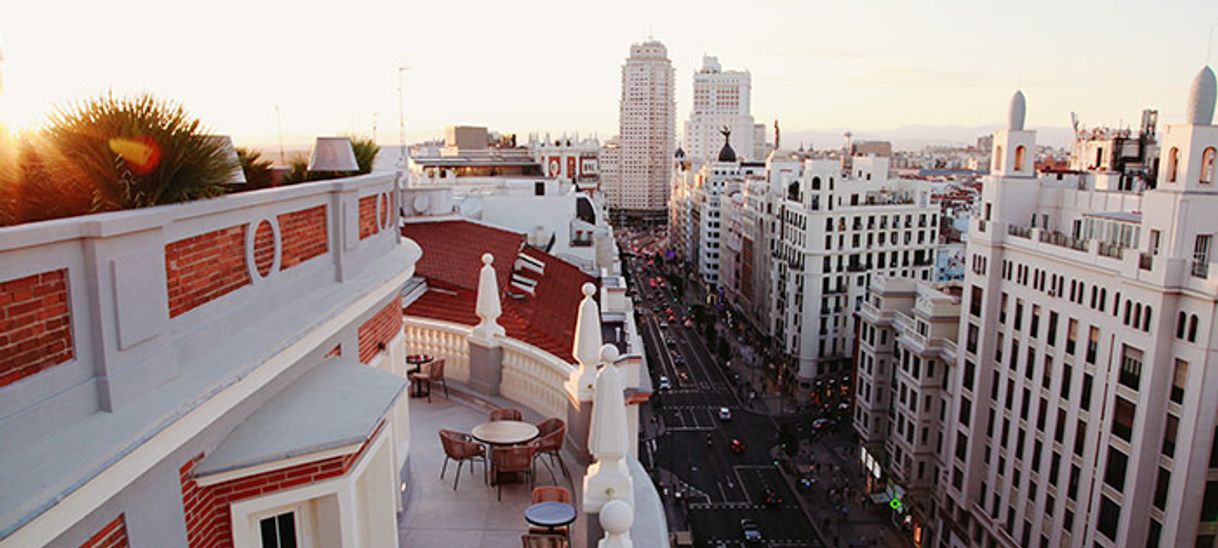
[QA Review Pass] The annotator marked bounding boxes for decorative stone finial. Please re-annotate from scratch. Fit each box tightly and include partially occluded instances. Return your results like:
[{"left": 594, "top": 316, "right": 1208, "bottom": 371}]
[
  {"left": 569, "top": 282, "right": 602, "bottom": 400},
  {"left": 599, "top": 344, "right": 620, "bottom": 367},
  {"left": 472, "top": 253, "right": 505, "bottom": 342},
  {"left": 597, "top": 499, "right": 634, "bottom": 548},
  {"left": 583, "top": 342, "right": 634, "bottom": 513}
]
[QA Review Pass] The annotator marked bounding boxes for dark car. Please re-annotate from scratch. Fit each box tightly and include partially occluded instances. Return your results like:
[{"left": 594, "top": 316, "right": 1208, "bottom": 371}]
[
  {"left": 730, "top": 439, "right": 746, "bottom": 454},
  {"left": 762, "top": 488, "right": 783, "bottom": 507},
  {"left": 740, "top": 518, "right": 762, "bottom": 542}
]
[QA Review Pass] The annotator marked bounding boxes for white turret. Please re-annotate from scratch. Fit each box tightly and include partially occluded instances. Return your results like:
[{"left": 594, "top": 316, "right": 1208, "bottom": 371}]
[
  {"left": 1008, "top": 90, "right": 1027, "bottom": 130},
  {"left": 1186, "top": 66, "right": 1216, "bottom": 126}
]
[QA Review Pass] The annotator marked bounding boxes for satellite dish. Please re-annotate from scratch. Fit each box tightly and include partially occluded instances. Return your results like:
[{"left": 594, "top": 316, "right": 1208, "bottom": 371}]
[
  {"left": 413, "top": 194, "right": 430, "bottom": 213},
  {"left": 459, "top": 196, "right": 483, "bottom": 219}
]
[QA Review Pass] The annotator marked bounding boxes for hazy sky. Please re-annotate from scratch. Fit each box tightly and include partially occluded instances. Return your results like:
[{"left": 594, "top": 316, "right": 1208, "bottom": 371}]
[{"left": 1, "top": 0, "right": 1216, "bottom": 149}]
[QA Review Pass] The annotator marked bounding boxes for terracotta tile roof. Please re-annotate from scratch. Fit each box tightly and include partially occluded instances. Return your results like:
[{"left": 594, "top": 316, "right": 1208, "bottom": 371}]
[{"left": 402, "top": 220, "right": 596, "bottom": 363}]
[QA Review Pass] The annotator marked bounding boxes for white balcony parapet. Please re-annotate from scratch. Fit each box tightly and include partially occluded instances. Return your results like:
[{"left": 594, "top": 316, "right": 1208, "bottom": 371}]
[{"left": 471, "top": 253, "right": 505, "bottom": 344}]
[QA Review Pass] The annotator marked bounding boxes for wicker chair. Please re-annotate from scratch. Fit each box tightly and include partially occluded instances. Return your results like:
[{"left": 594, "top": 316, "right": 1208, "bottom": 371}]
[
  {"left": 531, "top": 486, "right": 572, "bottom": 504},
  {"left": 490, "top": 407, "right": 523, "bottom": 422},
  {"left": 492, "top": 444, "right": 536, "bottom": 501},
  {"left": 408, "top": 359, "right": 447, "bottom": 402},
  {"left": 438, "top": 429, "right": 486, "bottom": 490},
  {"left": 520, "top": 533, "right": 568, "bottom": 548},
  {"left": 532, "top": 418, "right": 569, "bottom": 481}
]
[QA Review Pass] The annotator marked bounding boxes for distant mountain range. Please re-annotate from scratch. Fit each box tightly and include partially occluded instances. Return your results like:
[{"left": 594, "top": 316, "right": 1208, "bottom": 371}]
[{"left": 779, "top": 125, "right": 1074, "bottom": 152}]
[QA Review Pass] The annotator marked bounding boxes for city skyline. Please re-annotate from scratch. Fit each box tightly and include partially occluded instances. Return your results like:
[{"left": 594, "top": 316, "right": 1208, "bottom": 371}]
[{"left": 2, "top": 0, "right": 1216, "bottom": 149}]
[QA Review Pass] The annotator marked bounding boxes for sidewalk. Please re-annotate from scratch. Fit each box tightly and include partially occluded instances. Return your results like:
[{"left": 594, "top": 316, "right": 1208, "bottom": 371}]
[{"left": 791, "top": 435, "right": 910, "bottom": 548}]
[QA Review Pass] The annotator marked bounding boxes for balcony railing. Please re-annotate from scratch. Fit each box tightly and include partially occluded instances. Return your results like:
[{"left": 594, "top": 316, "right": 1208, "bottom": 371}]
[
  {"left": 1097, "top": 242, "right": 1124, "bottom": 259},
  {"left": 1039, "top": 230, "right": 1089, "bottom": 252},
  {"left": 1007, "top": 225, "right": 1033, "bottom": 239}
]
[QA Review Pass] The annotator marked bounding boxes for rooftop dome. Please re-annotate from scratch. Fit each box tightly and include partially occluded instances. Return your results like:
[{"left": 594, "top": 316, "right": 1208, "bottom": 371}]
[
  {"left": 675, "top": 146, "right": 685, "bottom": 158},
  {"left": 1008, "top": 90, "right": 1026, "bottom": 131},
  {"left": 1186, "top": 66, "right": 1216, "bottom": 126},
  {"left": 716, "top": 128, "right": 736, "bottom": 163}
]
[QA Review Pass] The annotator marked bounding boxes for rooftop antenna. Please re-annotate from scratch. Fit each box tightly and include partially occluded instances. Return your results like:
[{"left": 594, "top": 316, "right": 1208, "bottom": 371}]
[
  {"left": 397, "top": 66, "right": 410, "bottom": 170},
  {"left": 274, "top": 105, "right": 285, "bottom": 165},
  {"left": 1208, "top": 26, "right": 1214, "bottom": 64}
]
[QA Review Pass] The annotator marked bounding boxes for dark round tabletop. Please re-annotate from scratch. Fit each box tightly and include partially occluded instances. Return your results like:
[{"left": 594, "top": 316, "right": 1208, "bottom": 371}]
[{"left": 524, "top": 502, "right": 576, "bottom": 527}]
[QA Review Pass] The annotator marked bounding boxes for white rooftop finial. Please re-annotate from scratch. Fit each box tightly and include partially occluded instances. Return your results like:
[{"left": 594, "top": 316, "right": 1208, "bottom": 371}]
[
  {"left": 570, "top": 282, "right": 601, "bottom": 399},
  {"left": 1008, "top": 90, "right": 1027, "bottom": 131},
  {"left": 583, "top": 343, "right": 633, "bottom": 513},
  {"left": 472, "top": 253, "right": 505, "bottom": 340},
  {"left": 1186, "top": 66, "right": 1216, "bottom": 126},
  {"left": 598, "top": 499, "right": 634, "bottom": 548}
]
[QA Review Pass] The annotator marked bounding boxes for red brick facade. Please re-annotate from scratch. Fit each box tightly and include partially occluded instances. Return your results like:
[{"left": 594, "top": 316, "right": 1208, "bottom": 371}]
[
  {"left": 325, "top": 344, "right": 342, "bottom": 358},
  {"left": 358, "top": 195, "right": 379, "bottom": 240},
  {"left": 252, "top": 221, "right": 275, "bottom": 278},
  {"left": 165, "top": 226, "right": 250, "bottom": 318},
  {"left": 357, "top": 296, "right": 402, "bottom": 363},
  {"left": 79, "top": 514, "right": 128, "bottom": 548},
  {"left": 277, "top": 205, "right": 328, "bottom": 270},
  {"left": 179, "top": 422, "right": 382, "bottom": 548},
  {"left": 0, "top": 269, "right": 74, "bottom": 387}
]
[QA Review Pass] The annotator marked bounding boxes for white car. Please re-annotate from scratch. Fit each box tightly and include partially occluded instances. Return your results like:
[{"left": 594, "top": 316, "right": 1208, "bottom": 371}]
[
  {"left": 658, "top": 376, "right": 671, "bottom": 391},
  {"left": 718, "top": 407, "right": 732, "bottom": 421}
]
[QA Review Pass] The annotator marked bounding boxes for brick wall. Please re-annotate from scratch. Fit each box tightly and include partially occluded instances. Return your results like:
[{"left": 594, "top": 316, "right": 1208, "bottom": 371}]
[
  {"left": 79, "top": 514, "right": 128, "bottom": 548},
  {"left": 357, "top": 296, "right": 402, "bottom": 363},
  {"left": 325, "top": 344, "right": 341, "bottom": 358},
  {"left": 179, "top": 422, "right": 382, "bottom": 548},
  {"left": 0, "top": 269, "right": 74, "bottom": 387},
  {"left": 358, "top": 195, "right": 379, "bottom": 240},
  {"left": 165, "top": 226, "right": 250, "bottom": 318},
  {"left": 277, "top": 205, "right": 328, "bottom": 270}
]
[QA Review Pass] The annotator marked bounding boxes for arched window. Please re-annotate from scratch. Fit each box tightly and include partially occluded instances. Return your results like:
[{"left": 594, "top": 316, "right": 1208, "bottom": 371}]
[
  {"left": 787, "top": 181, "right": 800, "bottom": 202},
  {"left": 1168, "top": 147, "right": 1180, "bottom": 183},
  {"left": 1202, "top": 147, "right": 1216, "bottom": 184},
  {"left": 1188, "top": 314, "right": 1199, "bottom": 343},
  {"left": 812, "top": 176, "right": 822, "bottom": 190},
  {"left": 1014, "top": 146, "right": 1026, "bottom": 172},
  {"left": 1177, "top": 311, "right": 1188, "bottom": 339},
  {"left": 1142, "top": 307, "right": 1152, "bottom": 332},
  {"left": 995, "top": 146, "right": 1003, "bottom": 171}
]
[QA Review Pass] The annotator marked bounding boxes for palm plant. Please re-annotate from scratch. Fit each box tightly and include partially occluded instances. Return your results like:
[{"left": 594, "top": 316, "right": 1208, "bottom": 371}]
[
  {"left": 346, "top": 134, "right": 380, "bottom": 174},
  {"left": 236, "top": 147, "right": 275, "bottom": 189},
  {"left": 40, "top": 93, "right": 235, "bottom": 212}
]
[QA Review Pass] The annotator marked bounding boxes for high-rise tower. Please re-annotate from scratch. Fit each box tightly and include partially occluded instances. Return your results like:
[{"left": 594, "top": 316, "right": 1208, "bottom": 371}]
[
  {"left": 684, "top": 55, "right": 755, "bottom": 163},
  {"left": 606, "top": 40, "right": 674, "bottom": 220}
]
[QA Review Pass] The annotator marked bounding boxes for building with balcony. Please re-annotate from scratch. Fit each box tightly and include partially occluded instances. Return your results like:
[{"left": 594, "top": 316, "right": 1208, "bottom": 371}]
[
  {"left": 0, "top": 174, "right": 416, "bottom": 546},
  {"left": 854, "top": 277, "right": 960, "bottom": 546},
  {"left": 767, "top": 152, "right": 939, "bottom": 386},
  {"left": 0, "top": 165, "right": 666, "bottom": 547},
  {"left": 938, "top": 67, "right": 1218, "bottom": 548}
]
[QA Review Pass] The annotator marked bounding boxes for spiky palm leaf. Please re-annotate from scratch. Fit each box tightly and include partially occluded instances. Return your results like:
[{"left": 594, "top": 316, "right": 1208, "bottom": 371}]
[
  {"left": 346, "top": 134, "right": 380, "bottom": 174},
  {"left": 42, "top": 93, "right": 235, "bottom": 212},
  {"left": 236, "top": 147, "right": 275, "bottom": 189}
]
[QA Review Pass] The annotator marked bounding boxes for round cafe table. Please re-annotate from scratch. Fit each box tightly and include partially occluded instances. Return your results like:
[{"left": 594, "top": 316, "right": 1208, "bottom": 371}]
[
  {"left": 471, "top": 420, "right": 539, "bottom": 446},
  {"left": 524, "top": 501, "right": 576, "bottom": 531},
  {"left": 405, "top": 355, "right": 433, "bottom": 397}
]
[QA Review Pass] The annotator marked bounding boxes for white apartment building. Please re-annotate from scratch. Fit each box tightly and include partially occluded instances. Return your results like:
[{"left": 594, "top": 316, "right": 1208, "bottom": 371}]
[
  {"left": 854, "top": 277, "right": 961, "bottom": 547},
  {"left": 604, "top": 40, "right": 674, "bottom": 219},
  {"left": 769, "top": 154, "right": 939, "bottom": 385},
  {"left": 684, "top": 56, "right": 757, "bottom": 163},
  {"left": 935, "top": 67, "right": 1218, "bottom": 548}
]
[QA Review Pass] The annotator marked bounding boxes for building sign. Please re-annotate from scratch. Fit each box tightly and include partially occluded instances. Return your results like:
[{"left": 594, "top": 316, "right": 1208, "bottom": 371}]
[{"left": 860, "top": 447, "right": 882, "bottom": 479}]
